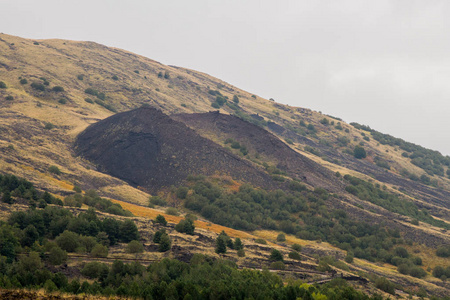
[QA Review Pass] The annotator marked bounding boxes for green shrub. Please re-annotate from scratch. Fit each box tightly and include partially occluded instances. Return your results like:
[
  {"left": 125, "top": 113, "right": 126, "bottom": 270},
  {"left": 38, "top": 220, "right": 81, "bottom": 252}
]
[
  {"left": 233, "top": 95, "right": 239, "bottom": 103},
  {"left": 48, "top": 165, "right": 61, "bottom": 175},
  {"left": 31, "top": 82, "right": 45, "bottom": 91},
  {"left": 269, "top": 249, "right": 283, "bottom": 262},
  {"left": 436, "top": 245, "right": 450, "bottom": 257},
  {"left": 345, "top": 253, "right": 354, "bottom": 263},
  {"left": 153, "top": 229, "right": 166, "bottom": 243},
  {"left": 353, "top": 146, "right": 367, "bottom": 159},
  {"left": 48, "top": 246, "right": 67, "bottom": 265},
  {"left": 149, "top": 196, "right": 167, "bottom": 206},
  {"left": 292, "top": 244, "right": 302, "bottom": 252},
  {"left": 77, "top": 74, "right": 84, "bottom": 80},
  {"left": 276, "top": 233, "right": 286, "bottom": 242},
  {"left": 409, "top": 266, "right": 426, "bottom": 278},
  {"left": 215, "top": 235, "right": 227, "bottom": 254},
  {"left": 44, "top": 122, "right": 55, "bottom": 130},
  {"left": 158, "top": 233, "right": 171, "bottom": 252},
  {"left": 165, "top": 207, "right": 179, "bottom": 216},
  {"left": 234, "top": 238, "right": 244, "bottom": 250},
  {"left": 81, "top": 262, "right": 108, "bottom": 279},
  {"left": 155, "top": 214, "right": 167, "bottom": 226},
  {"left": 52, "top": 86, "right": 64, "bottom": 92},
  {"left": 0, "top": 81, "right": 6, "bottom": 89},
  {"left": 175, "top": 218, "right": 195, "bottom": 235},
  {"left": 126, "top": 240, "right": 144, "bottom": 254},
  {"left": 85, "top": 98, "right": 93, "bottom": 104},
  {"left": 394, "top": 246, "right": 409, "bottom": 258},
  {"left": 111, "top": 75, "right": 118, "bottom": 80},
  {"left": 270, "top": 261, "right": 285, "bottom": 270},
  {"left": 56, "top": 231, "right": 80, "bottom": 252},
  {"left": 375, "top": 277, "right": 395, "bottom": 294},
  {"left": 288, "top": 251, "right": 301, "bottom": 260},
  {"left": 58, "top": 99, "right": 67, "bottom": 104},
  {"left": 320, "top": 118, "right": 329, "bottom": 125},
  {"left": 91, "top": 244, "right": 108, "bottom": 258},
  {"left": 5, "top": 95, "right": 13, "bottom": 101},
  {"left": 255, "top": 238, "right": 267, "bottom": 245},
  {"left": 237, "top": 249, "right": 245, "bottom": 257},
  {"left": 20, "top": 78, "right": 28, "bottom": 84},
  {"left": 85, "top": 88, "right": 98, "bottom": 96}
]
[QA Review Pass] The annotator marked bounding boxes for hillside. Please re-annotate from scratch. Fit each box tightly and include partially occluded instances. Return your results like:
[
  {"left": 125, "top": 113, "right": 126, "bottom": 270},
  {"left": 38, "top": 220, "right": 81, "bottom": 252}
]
[{"left": 0, "top": 33, "right": 449, "bottom": 298}]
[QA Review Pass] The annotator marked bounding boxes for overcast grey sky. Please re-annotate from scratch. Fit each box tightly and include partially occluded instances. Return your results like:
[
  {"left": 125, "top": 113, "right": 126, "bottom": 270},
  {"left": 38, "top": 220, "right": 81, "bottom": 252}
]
[{"left": 2, "top": 0, "right": 450, "bottom": 155}]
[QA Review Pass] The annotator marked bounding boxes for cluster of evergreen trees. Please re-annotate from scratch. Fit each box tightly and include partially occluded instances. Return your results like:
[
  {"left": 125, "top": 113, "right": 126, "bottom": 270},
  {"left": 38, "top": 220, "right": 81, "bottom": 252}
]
[
  {"left": 180, "top": 178, "right": 412, "bottom": 265},
  {"left": 0, "top": 253, "right": 386, "bottom": 299}
]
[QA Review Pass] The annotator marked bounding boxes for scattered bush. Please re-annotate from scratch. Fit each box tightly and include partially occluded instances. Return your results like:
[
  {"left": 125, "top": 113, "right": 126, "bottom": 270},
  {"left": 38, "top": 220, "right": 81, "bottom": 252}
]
[
  {"left": 48, "top": 165, "right": 61, "bottom": 175},
  {"left": 153, "top": 229, "right": 166, "bottom": 243},
  {"left": 215, "top": 234, "right": 227, "bottom": 254},
  {"left": 155, "top": 214, "right": 167, "bottom": 226},
  {"left": 234, "top": 238, "right": 244, "bottom": 250},
  {"left": 276, "top": 233, "right": 286, "bottom": 242},
  {"left": 269, "top": 249, "right": 283, "bottom": 262},
  {"left": 320, "top": 118, "right": 329, "bottom": 125},
  {"left": 20, "top": 78, "right": 28, "bottom": 84},
  {"left": 0, "top": 81, "right": 6, "bottom": 89},
  {"left": 81, "top": 262, "right": 108, "bottom": 279},
  {"left": 270, "top": 261, "right": 285, "bottom": 270},
  {"left": 165, "top": 207, "right": 179, "bottom": 216},
  {"left": 292, "top": 244, "right": 302, "bottom": 252},
  {"left": 237, "top": 249, "right": 245, "bottom": 257},
  {"left": 52, "top": 86, "right": 64, "bottom": 92},
  {"left": 111, "top": 75, "right": 118, "bottom": 80},
  {"left": 175, "top": 218, "right": 195, "bottom": 235},
  {"left": 91, "top": 244, "right": 108, "bottom": 258},
  {"left": 5, "top": 95, "right": 13, "bottom": 101},
  {"left": 149, "top": 196, "right": 167, "bottom": 206},
  {"left": 44, "top": 122, "right": 55, "bottom": 130},
  {"left": 353, "top": 146, "right": 367, "bottom": 159},
  {"left": 48, "top": 246, "right": 68, "bottom": 265},
  {"left": 436, "top": 245, "right": 450, "bottom": 257},
  {"left": 158, "top": 233, "right": 171, "bottom": 252},
  {"left": 58, "top": 98, "right": 67, "bottom": 104},
  {"left": 288, "top": 251, "right": 301, "bottom": 260},
  {"left": 375, "top": 277, "right": 395, "bottom": 295},
  {"left": 31, "top": 82, "right": 45, "bottom": 91},
  {"left": 126, "top": 240, "right": 144, "bottom": 254},
  {"left": 85, "top": 98, "right": 93, "bottom": 104},
  {"left": 77, "top": 74, "right": 84, "bottom": 80}
]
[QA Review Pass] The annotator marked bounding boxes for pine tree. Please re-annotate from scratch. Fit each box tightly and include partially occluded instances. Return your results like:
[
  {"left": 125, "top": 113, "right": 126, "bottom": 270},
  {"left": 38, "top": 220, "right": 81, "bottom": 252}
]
[{"left": 215, "top": 236, "right": 227, "bottom": 254}]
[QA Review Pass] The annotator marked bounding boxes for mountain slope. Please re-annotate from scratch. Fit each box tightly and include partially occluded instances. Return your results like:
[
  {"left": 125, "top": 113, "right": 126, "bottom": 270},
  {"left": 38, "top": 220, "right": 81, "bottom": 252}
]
[{"left": 0, "top": 33, "right": 449, "bottom": 297}]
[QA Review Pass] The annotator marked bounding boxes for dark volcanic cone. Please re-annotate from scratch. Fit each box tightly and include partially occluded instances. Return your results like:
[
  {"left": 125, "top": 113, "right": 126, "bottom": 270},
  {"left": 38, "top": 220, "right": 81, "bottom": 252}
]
[
  {"left": 74, "top": 107, "right": 275, "bottom": 192},
  {"left": 173, "top": 111, "right": 343, "bottom": 191}
]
